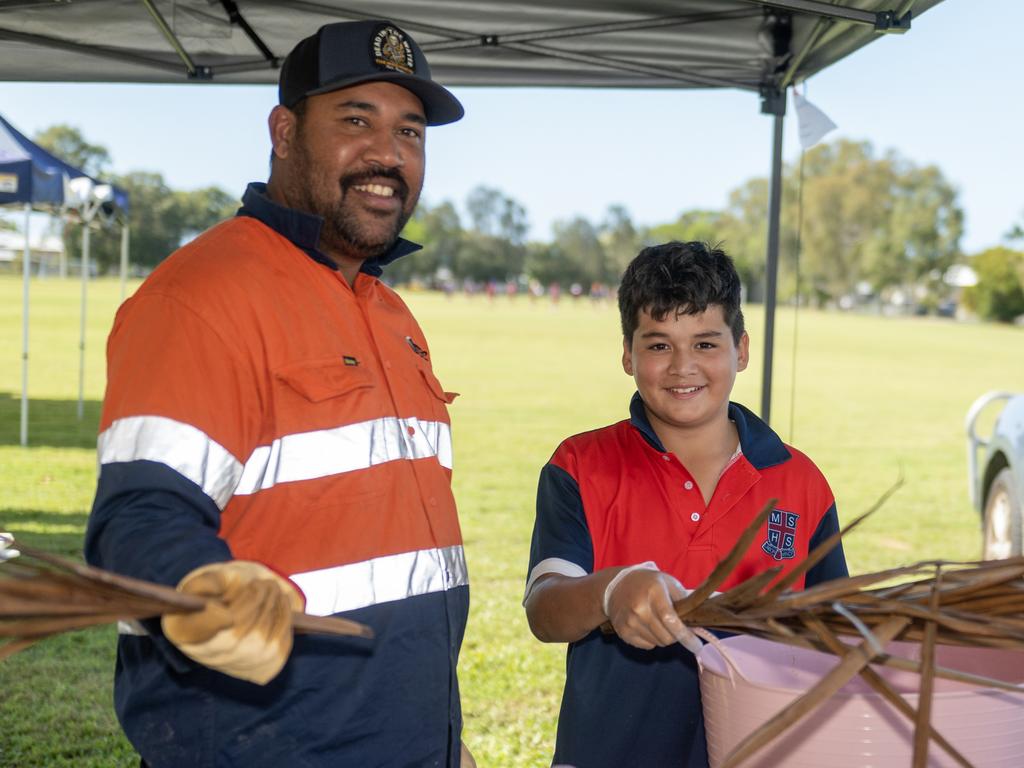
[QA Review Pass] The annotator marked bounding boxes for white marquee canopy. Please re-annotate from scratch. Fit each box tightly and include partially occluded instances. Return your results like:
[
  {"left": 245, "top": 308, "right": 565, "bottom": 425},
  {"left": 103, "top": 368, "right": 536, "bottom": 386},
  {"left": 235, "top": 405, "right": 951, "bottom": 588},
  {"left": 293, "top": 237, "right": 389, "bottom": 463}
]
[{"left": 0, "top": 0, "right": 945, "bottom": 421}]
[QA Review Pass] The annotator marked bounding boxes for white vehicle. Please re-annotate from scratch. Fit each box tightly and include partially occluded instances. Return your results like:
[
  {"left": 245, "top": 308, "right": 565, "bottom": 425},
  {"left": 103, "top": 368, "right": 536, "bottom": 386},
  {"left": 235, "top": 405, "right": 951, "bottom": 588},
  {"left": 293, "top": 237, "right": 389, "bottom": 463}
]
[{"left": 966, "top": 392, "right": 1024, "bottom": 559}]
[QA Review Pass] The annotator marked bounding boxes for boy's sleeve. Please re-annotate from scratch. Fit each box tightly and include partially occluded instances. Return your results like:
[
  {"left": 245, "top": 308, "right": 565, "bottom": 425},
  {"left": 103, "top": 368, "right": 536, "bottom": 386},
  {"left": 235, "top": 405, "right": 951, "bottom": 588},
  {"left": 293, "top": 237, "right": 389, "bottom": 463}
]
[
  {"left": 524, "top": 460, "right": 594, "bottom": 603},
  {"left": 805, "top": 502, "right": 848, "bottom": 586}
]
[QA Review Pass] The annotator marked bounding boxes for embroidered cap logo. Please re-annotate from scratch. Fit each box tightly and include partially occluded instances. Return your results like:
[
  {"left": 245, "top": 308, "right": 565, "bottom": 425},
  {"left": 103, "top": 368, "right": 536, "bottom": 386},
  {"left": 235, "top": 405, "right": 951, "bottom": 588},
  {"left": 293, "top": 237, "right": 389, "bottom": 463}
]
[{"left": 372, "top": 26, "right": 415, "bottom": 74}]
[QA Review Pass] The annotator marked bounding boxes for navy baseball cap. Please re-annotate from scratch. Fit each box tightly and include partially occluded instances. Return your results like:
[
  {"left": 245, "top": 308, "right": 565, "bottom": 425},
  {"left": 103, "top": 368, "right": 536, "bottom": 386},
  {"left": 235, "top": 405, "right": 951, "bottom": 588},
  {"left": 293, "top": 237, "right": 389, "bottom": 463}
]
[{"left": 278, "top": 20, "right": 464, "bottom": 126}]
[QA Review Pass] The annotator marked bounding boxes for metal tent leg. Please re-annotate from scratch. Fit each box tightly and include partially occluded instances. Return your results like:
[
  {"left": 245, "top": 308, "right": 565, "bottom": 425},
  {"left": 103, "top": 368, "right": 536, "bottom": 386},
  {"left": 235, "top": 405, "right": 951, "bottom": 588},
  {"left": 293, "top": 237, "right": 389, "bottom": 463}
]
[{"left": 760, "top": 100, "right": 786, "bottom": 425}]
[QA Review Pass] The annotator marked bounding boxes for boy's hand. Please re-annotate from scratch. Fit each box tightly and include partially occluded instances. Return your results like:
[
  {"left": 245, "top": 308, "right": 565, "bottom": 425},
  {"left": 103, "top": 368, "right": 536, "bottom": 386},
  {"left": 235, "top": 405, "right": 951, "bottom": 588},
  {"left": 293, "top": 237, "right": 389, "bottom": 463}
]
[{"left": 604, "top": 566, "right": 702, "bottom": 654}]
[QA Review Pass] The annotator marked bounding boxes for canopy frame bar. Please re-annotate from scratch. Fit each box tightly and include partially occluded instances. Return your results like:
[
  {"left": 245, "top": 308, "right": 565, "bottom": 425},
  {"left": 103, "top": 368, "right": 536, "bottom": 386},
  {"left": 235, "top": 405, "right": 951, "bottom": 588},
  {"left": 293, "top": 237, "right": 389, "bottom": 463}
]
[
  {"left": 139, "top": 0, "right": 209, "bottom": 79},
  {"left": 423, "top": 9, "right": 764, "bottom": 50},
  {"left": 219, "top": 0, "right": 279, "bottom": 66},
  {"left": 741, "top": 0, "right": 911, "bottom": 30},
  {"left": 502, "top": 40, "right": 760, "bottom": 90},
  {"left": 0, "top": 26, "right": 186, "bottom": 74}
]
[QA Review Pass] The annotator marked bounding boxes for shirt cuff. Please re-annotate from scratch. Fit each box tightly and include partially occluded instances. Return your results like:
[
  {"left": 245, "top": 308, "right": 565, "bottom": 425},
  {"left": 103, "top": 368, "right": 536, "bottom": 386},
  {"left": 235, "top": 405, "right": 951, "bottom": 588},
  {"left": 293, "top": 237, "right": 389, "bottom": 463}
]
[{"left": 523, "top": 557, "right": 588, "bottom": 604}]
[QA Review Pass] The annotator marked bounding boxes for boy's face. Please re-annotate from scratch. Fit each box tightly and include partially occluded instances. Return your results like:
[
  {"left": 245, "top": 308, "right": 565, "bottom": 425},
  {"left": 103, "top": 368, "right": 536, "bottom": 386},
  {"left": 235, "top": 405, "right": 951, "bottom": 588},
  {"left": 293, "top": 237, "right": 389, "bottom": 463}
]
[{"left": 622, "top": 305, "right": 749, "bottom": 435}]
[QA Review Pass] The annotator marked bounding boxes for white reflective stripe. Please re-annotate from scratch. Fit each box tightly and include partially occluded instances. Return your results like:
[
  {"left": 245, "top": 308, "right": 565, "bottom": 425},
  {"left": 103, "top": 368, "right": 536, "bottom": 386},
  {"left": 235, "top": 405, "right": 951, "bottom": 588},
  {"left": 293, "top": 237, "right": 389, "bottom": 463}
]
[
  {"left": 291, "top": 545, "right": 468, "bottom": 616},
  {"left": 98, "top": 416, "right": 242, "bottom": 510},
  {"left": 235, "top": 417, "right": 452, "bottom": 495},
  {"left": 117, "top": 619, "right": 148, "bottom": 636},
  {"left": 523, "top": 557, "right": 588, "bottom": 604}
]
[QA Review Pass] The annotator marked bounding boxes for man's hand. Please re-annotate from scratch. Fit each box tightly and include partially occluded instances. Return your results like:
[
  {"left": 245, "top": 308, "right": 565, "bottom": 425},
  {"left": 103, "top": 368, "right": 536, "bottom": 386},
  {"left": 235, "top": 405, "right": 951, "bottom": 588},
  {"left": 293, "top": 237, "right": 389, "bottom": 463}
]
[
  {"left": 604, "top": 566, "right": 702, "bottom": 654},
  {"left": 161, "top": 560, "right": 305, "bottom": 685}
]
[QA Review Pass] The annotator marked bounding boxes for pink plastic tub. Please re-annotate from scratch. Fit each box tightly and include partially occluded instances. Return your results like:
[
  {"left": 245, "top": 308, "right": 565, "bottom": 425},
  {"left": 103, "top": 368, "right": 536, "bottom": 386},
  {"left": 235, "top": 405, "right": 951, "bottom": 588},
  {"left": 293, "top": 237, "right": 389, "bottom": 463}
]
[{"left": 697, "top": 636, "right": 1024, "bottom": 767}]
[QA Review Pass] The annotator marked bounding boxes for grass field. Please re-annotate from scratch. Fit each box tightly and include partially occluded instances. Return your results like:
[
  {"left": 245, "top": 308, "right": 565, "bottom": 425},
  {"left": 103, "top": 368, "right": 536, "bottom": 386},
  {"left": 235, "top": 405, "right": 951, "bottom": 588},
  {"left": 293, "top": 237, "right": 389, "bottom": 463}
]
[{"left": 1, "top": 274, "right": 1022, "bottom": 766}]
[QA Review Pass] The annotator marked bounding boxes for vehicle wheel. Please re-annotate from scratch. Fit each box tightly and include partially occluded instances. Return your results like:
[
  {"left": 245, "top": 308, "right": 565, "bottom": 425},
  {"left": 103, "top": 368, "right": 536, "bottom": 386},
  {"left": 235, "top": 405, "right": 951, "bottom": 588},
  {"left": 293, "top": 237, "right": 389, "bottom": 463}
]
[{"left": 983, "top": 468, "right": 1021, "bottom": 560}]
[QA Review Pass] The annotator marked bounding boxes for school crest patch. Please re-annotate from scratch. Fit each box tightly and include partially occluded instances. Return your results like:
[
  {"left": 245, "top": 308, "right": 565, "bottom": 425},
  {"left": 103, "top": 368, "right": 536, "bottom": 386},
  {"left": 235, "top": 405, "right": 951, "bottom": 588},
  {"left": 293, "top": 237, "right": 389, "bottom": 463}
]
[{"left": 762, "top": 509, "right": 799, "bottom": 560}]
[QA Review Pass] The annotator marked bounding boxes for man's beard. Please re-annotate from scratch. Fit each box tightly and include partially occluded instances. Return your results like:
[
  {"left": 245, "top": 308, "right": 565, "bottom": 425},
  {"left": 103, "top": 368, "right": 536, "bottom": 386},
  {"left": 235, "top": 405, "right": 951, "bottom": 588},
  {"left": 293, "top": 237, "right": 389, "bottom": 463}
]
[{"left": 291, "top": 140, "right": 418, "bottom": 261}]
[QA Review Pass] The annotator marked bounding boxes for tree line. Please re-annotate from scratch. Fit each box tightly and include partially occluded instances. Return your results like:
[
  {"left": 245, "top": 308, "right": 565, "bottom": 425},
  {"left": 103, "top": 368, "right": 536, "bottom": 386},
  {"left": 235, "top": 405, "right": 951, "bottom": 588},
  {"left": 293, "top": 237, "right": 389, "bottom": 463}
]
[{"left": 29, "top": 125, "right": 1024, "bottom": 322}]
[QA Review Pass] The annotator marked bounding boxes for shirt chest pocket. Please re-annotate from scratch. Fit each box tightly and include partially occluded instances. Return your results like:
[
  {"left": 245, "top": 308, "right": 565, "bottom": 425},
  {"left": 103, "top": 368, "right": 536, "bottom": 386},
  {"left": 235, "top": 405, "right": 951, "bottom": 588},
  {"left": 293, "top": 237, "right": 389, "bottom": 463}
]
[
  {"left": 273, "top": 357, "right": 378, "bottom": 435},
  {"left": 417, "top": 363, "right": 457, "bottom": 406}
]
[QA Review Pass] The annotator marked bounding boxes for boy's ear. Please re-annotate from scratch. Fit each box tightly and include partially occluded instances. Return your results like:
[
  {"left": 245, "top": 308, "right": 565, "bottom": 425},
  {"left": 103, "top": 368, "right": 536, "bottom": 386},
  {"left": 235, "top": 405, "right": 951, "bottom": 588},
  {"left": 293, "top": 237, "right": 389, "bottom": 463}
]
[
  {"left": 622, "top": 337, "right": 634, "bottom": 376},
  {"left": 736, "top": 331, "right": 750, "bottom": 372}
]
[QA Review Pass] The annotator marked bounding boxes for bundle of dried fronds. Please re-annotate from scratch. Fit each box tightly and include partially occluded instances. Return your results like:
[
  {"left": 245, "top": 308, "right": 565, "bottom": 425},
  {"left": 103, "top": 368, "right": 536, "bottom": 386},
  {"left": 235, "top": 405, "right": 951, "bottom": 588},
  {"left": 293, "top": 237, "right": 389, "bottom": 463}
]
[
  {"left": 0, "top": 538, "right": 373, "bottom": 663},
  {"left": 618, "top": 485, "right": 1024, "bottom": 768}
]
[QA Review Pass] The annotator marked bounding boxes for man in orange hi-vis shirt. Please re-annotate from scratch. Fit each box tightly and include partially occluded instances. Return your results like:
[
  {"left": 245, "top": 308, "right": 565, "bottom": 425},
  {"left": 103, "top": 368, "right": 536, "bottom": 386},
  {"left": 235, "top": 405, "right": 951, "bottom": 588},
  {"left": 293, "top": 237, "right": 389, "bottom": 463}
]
[{"left": 85, "top": 20, "right": 475, "bottom": 768}]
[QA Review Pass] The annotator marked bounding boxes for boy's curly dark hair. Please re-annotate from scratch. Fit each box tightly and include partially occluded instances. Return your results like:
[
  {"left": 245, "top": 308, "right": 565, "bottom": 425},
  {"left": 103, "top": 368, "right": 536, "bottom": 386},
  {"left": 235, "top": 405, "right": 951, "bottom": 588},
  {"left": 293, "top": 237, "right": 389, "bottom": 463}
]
[{"left": 618, "top": 241, "right": 745, "bottom": 344}]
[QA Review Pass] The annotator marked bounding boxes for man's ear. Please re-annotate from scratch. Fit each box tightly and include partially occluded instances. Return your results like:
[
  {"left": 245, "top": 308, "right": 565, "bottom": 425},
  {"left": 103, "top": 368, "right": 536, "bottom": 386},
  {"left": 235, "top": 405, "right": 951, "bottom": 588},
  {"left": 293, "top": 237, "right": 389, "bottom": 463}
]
[
  {"left": 736, "top": 331, "right": 750, "bottom": 372},
  {"left": 268, "top": 105, "right": 297, "bottom": 161},
  {"left": 622, "top": 337, "right": 634, "bottom": 376}
]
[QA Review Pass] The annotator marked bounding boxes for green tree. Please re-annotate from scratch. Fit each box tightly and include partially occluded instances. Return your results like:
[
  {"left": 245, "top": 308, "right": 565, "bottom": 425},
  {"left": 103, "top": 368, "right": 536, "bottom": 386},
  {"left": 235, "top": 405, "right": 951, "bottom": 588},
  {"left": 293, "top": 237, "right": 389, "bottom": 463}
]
[
  {"left": 64, "top": 172, "right": 238, "bottom": 274},
  {"left": 524, "top": 241, "right": 568, "bottom": 287},
  {"left": 1006, "top": 210, "right": 1024, "bottom": 243},
  {"left": 392, "top": 200, "right": 463, "bottom": 283},
  {"left": 600, "top": 205, "right": 642, "bottom": 277},
  {"left": 723, "top": 178, "right": 774, "bottom": 301},
  {"left": 962, "top": 247, "right": 1024, "bottom": 323},
  {"left": 33, "top": 124, "right": 111, "bottom": 177},
  {"left": 774, "top": 140, "right": 963, "bottom": 307},
  {"left": 647, "top": 209, "right": 729, "bottom": 249},
  {"left": 550, "top": 216, "right": 607, "bottom": 286},
  {"left": 175, "top": 185, "right": 240, "bottom": 243},
  {"left": 456, "top": 186, "right": 528, "bottom": 280},
  {"left": 466, "top": 186, "right": 528, "bottom": 246},
  {"left": 455, "top": 232, "right": 520, "bottom": 282},
  {"left": 34, "top": 123, "right": 239, "bottom": 275}
]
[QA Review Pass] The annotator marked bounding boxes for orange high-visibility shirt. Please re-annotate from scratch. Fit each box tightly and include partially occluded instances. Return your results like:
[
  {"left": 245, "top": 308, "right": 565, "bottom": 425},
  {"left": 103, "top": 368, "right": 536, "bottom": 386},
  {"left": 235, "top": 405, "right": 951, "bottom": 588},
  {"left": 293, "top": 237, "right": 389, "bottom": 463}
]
[{"left": 98, "top": 213, "right": 466, "bottom": 609}]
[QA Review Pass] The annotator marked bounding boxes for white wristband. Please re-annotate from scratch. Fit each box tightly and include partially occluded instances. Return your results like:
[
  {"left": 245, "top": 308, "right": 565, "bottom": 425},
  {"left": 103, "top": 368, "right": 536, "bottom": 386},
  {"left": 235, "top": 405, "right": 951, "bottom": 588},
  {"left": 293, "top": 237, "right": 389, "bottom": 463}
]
[
  {"left": 0, "top": 531, "right": 19, "bottom": 562},
  {"left": 602, "top": 560, "right": 658, "bottom": 618}
]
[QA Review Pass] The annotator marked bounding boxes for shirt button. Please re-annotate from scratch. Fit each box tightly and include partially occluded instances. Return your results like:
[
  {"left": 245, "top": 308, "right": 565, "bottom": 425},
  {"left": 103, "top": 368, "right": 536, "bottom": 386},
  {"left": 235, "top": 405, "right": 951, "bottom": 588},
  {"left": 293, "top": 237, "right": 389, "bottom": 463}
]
[
  {"left": 684, "top": 481, "right": 694, "bottom": 490},
  {"left": 690, "top": 512, "right": 701, "bottom": 522},
  {"left": 407, "top": 425, "right": 416, "bottom": 436},
  {"left": 662, "top": 454, "right": 671, "bottom": 461},
  {"left": 429, "top": 497, "right": 437, "bottom": 507},
  {"left": 384, "top": 361, "right": 392, "bottom": 369}
]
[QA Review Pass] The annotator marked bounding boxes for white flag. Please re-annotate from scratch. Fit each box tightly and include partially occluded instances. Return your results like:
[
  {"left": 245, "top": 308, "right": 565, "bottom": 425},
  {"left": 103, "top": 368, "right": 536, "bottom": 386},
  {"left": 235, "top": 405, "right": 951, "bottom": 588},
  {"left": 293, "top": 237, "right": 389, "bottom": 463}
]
[{"left": 793, "top": 91, "right": 837, "bottom": 149}]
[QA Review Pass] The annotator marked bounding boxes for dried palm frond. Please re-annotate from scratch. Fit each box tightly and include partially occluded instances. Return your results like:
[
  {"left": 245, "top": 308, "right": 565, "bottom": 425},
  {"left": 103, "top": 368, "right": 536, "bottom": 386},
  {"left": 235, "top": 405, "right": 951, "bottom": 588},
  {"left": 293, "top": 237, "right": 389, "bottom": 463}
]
[
  {"left": 0, "top": 539, "right": 372, "bottom": 663},
  {"left": 602, "top": 482, "right": 1024, "bottom": 768}
]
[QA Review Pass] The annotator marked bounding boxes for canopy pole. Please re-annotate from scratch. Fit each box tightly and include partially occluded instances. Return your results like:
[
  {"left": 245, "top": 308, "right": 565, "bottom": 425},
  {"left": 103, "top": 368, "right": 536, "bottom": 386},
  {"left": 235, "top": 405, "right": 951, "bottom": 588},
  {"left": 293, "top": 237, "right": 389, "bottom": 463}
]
[
  {"left": 120, "top": 222, "right": 129, "bottom": 301},
  {"left": 760, "top": 87, "right": 787, "bottom": 425},
  {"left": 20, "top": 203, "right": 31, "bottom": 447},
  {"left": 78, "top": 221, "right": 89, "bottom": 421},
  {"left": 58, "top": 216, "right": 68, "bottom": 278}
]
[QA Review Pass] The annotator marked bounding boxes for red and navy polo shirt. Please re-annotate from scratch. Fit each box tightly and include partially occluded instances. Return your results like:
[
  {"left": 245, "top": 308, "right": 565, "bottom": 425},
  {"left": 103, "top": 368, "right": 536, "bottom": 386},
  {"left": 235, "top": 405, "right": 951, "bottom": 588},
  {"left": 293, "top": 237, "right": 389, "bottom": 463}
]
[{"left": 526, "top": 392, "right": 847, "bottom": 768}]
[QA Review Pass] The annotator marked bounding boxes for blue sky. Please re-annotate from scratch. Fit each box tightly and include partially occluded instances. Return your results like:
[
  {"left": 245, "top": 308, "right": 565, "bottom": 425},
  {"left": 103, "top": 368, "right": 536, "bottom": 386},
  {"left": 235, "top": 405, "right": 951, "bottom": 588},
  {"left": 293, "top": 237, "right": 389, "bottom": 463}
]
[{"left": 1, "top": 0, "right": 1021, "bottom": 253}]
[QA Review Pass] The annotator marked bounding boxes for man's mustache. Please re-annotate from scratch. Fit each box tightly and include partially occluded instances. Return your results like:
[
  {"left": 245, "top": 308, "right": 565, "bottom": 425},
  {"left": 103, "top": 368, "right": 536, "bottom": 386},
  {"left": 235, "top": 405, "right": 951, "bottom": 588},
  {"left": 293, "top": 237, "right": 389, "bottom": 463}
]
[{"left": 341, "top": 168, "right": 409, "bottom": 201}]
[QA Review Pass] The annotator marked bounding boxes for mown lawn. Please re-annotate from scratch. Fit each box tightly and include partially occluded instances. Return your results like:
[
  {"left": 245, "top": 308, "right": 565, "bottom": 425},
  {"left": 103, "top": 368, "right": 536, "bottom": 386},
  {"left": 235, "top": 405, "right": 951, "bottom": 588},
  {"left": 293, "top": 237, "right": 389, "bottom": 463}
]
[{"left": 0, "top": 275, "right": 1021, "bottom": 766}]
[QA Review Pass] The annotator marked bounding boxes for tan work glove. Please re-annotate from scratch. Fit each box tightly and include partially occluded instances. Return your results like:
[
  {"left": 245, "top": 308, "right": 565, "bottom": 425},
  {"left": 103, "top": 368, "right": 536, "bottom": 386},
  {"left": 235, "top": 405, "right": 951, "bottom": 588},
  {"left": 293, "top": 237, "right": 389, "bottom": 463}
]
[{"left": 161, "top": 560, "right": 305, "bottom": 685}]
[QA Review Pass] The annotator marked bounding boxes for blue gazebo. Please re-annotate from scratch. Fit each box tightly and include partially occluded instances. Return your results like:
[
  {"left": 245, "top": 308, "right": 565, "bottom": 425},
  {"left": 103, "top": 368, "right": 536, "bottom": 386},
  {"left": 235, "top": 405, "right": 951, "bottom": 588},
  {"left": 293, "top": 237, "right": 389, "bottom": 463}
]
[{"left": 1, "top": 113, "right": 128, "bottom": 446}]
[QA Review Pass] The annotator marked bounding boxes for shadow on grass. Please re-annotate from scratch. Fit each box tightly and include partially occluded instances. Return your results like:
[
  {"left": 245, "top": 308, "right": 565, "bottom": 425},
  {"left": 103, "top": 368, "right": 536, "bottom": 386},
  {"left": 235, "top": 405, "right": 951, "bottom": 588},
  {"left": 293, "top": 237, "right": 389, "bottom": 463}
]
[
  {"left": 0, "top": 391, "right": 101, "bottom": 449},
  {"left": 0, "top": 508, "right": 89, "bottom": 557}
]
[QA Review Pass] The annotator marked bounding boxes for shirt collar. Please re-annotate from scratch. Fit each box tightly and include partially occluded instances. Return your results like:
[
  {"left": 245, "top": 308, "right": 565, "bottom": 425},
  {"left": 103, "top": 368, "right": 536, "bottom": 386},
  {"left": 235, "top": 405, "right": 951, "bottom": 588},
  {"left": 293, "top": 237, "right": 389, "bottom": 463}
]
[
  {"left": 237, "top": 182, "right": 421, "bottom": 276},
  {"left": 628, "top": 391, "right": 791, "bottom": 469}
]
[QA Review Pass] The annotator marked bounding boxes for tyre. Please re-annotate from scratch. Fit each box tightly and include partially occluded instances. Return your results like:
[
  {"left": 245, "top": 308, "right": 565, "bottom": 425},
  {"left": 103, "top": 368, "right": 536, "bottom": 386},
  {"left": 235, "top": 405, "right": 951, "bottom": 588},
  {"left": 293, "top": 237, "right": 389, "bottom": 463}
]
[{"left": 983, "top": 467, "right": 1022, "bottom": 560}]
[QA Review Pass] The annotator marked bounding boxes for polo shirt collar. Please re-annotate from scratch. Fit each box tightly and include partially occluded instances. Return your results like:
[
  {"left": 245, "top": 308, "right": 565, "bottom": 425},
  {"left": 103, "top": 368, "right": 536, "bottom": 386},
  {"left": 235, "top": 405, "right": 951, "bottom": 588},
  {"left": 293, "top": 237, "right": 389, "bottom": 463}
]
[
  {"left": 627, "top": 391, "right": 791, "bottom": 470},
  {"left": 237, "top": 182, "right": 421, "bottom": 276}
]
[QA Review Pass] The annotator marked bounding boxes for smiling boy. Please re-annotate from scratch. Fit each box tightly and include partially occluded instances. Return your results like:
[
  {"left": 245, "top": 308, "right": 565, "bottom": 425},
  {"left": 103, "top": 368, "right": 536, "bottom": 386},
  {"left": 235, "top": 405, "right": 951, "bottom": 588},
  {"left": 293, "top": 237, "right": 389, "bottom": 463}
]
[{"left": 524, "top": 241, "right": 848, "bottom": 768}]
